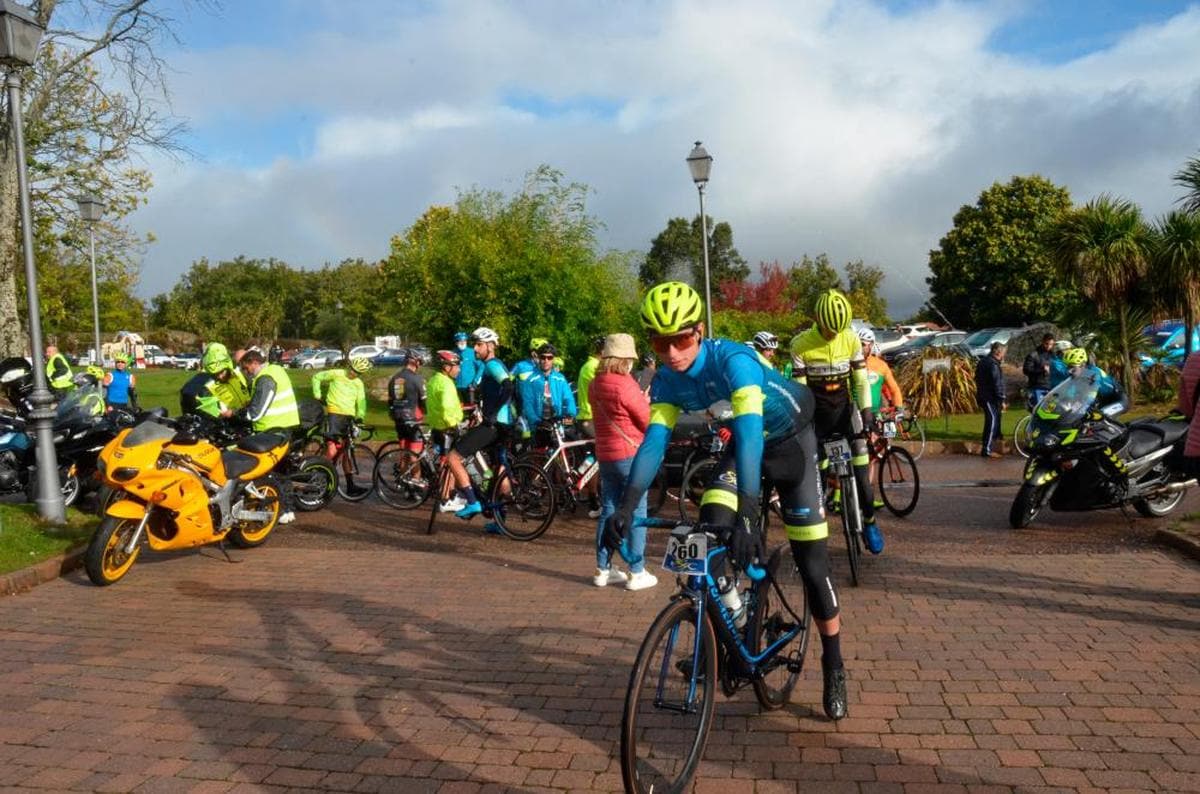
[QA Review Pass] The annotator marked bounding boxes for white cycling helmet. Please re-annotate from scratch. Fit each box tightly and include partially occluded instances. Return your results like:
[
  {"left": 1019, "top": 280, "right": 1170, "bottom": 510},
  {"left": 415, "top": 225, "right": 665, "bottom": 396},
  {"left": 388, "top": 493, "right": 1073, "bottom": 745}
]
[
  {"left": 470, "top": 327, "right": 499, "bottom": 344},
  {"left": 751, "top": 331, "right": 778, "bottom": 351},
  {"left": 857, "top": 327, "right": 876, "bottom": 345}
]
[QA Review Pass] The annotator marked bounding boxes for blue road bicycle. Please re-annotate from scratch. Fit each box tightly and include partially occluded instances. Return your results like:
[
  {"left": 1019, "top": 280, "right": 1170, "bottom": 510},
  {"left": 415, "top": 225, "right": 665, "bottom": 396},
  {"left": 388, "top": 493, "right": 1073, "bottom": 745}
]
[{"left": 619, "top": 518, "right": 812, "bottom": 794}]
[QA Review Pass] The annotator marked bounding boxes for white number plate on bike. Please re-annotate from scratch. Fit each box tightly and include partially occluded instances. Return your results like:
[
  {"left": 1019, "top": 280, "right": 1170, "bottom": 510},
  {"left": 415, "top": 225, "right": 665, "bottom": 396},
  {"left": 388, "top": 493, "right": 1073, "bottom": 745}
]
[
  {"left": 662, "top": 531, "right": 708, "bottom": 576},
  {"left": 824, "top": 438, "right": 852, "bottom": 462},
  {"left": 883, "top": 420, "right": 897, "bottom": 438}
]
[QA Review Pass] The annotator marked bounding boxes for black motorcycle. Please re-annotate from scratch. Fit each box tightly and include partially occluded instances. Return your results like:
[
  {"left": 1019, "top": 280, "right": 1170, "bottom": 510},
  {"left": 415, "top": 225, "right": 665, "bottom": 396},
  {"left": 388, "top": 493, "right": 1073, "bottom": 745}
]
[{"left": 1009, "top": 373, "right": 1194, "bottom": 528}]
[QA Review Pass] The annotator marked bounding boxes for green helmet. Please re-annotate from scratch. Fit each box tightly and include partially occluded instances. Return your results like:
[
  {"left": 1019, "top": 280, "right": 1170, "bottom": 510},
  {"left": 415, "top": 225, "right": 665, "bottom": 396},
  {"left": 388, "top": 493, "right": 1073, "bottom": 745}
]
[
  {"left": 86, "top": 365, "right": 106, "bottom": 380},
  {"left": 814, "top": 289, "right": 852, "bottom": 334},
  {"left": 1062, "top": 347, "right": 1088, "bottom": 367},
  {"left": 640, "top": 281, "right": 703, "bottom": 335},
  {"left": 202, "top": 342, "right": 234, "bottom": 374},
  {"left": 349, "top": 356, "right": 373, "bottom": 374},
  {"left": 529, "top": 336, "right": 549, "bottom": 353}
]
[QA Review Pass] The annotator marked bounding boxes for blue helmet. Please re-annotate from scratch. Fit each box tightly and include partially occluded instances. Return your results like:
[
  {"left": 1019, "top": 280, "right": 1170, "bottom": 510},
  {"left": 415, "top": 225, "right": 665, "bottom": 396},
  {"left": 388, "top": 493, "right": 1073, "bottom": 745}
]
[{"left": 453, "top": 331, "right": 469, "bottom": 342}]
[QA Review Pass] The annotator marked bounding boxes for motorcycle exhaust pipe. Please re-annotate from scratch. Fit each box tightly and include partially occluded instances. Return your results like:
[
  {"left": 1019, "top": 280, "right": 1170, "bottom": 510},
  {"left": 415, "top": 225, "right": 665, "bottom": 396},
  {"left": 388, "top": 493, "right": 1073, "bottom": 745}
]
[{"left": 1156, "top": 479, "right": 1197, "bottom": 493}]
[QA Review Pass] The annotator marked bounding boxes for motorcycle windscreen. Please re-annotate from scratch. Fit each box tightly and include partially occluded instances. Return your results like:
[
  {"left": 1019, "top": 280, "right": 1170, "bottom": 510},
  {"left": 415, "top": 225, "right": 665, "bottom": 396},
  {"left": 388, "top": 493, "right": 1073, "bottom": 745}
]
[
  {"left": 1032, "top": 373, "right": 1101, "bottom": 432},
  {"left": 55, "top": 385, "right": 106, "bottom": 427},
  {"left": 121, "top": 419, "right": 177, "bottom": 448}
]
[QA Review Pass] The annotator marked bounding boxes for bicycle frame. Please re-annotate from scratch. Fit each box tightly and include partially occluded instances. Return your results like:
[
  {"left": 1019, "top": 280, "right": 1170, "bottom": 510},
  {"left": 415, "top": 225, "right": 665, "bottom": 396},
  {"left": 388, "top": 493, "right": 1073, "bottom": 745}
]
[{"left": 536, "top": 423, "right": 597, "bottom": 495}]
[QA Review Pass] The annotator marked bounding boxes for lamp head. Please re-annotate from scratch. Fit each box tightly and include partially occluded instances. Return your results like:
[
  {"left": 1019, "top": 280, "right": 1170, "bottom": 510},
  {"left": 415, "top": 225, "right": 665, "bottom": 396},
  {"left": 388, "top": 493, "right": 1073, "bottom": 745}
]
[
  {"left": 0, "top": 1, "right": 43, "bottom": 68},
  {"left": 686, "top": 140, "right": 712, "bottom": 186}
]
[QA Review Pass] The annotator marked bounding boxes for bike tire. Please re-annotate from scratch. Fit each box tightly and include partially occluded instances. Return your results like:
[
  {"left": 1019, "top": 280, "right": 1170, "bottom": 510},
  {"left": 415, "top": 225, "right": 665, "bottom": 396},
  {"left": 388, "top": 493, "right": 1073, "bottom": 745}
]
[
  {"left": 895, "top": 415, "right": 926, "bottom": 461},
  {"left": 491, "top": 462, "right": 556, "bottom": 541},
  {"left": 620, "top": 598, "right": 717, "bottom": 794},
  {"left": 426, "top": 465, "right": 452, "bottom": 535},
  {"left": 374, "top": 449, "right": 435, "bottom": 509},
  {"left": 1009, "top": 482, "right": 1048, "bottom": 529},
  {"left": 337, "top": 444, "right": 378, "bottom": 501},
  {"left": 1013, "top": 414, "right": 1032, "bottom": 459},
  {"left": 839, "top": 474, "right": 862, "bottom": 587},
  {"left": 878, "top": 446, "right": 920, "bottom": 518},
  {"left": 751, "top": 545, "right": 811, "bottom": 710},
  {"left": 291, "top": 457, "right": 338, "bottom": 512},
  {"left": 679, "top": 456, "right": 717, "bottom": 523}
]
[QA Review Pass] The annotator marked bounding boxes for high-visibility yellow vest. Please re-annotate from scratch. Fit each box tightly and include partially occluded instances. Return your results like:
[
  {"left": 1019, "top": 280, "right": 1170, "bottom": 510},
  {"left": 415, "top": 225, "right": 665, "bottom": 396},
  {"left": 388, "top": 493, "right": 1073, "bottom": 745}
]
[{"left": 251, "top": 363, "right": 300, "bottom": 431}]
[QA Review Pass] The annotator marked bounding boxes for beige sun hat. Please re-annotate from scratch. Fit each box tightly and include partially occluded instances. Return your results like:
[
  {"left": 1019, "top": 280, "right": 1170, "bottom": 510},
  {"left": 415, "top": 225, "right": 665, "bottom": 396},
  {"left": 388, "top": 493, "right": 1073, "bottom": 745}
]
[{"left": 601, "top": 333, "right": 637, "bottom": 359}]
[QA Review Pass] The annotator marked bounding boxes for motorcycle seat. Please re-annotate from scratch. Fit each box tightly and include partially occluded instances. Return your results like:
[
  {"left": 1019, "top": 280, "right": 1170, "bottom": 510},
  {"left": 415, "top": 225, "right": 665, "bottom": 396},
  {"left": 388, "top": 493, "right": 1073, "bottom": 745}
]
[
  {"left": 1123, "top": 421, "right": 1188, "bottom": 460},
  {"left": 220, "top": 450, "right": 259, "bottom": 480},
  {"left": 237, "top": 432, "right": 288, "bottom": 453}
]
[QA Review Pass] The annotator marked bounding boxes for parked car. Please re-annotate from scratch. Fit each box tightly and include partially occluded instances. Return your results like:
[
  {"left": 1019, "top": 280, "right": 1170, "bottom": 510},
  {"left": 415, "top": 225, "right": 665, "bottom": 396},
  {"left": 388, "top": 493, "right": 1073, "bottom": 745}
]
[
  {"left": 292, "top": 349, "right": 343, "bottom": 369},
  {"left": 872, "top": 328, "right": 907, "bottom": 354},
  {"left": 348, "top": 344, "right": 385, "bottom": 360},
  {"left": 173, "top": 352, "right": 201, "bottom": 370},
  {"left": 895, "top": 324, "right": 939, "bottom": 342},
  {"left": 883, "top": 330, "right": 968, "bottom": 367},
  {"left": 963, "top": 327, "right": 1021, "bottom": 358},
  {"left": 142, "top": 344, "right": 175, "bottom": 367},
  {"left": 371, "top": 348, "right": 410, "bottom": 367},
  {"left": 1138, "top": 320, "right": 1199, "bottom": 368}
]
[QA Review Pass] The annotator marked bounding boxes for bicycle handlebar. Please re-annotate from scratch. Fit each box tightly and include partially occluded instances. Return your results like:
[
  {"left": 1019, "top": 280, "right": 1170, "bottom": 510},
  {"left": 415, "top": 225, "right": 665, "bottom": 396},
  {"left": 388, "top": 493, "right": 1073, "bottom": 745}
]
[{"left": 621, "top": 517, "right": 766, "bottom": 581}]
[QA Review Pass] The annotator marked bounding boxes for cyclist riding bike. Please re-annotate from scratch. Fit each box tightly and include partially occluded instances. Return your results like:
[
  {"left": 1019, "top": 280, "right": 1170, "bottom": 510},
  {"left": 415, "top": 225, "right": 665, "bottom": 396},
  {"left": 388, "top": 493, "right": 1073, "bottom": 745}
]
[
  {"left": 859, "top": 327, "right": 905, "bottom": 509},
  {"left": 312, "top": 356, "right": 372, "bottom": 497},
  {"left": 1049, "top": 347, "right": 1128, "bottom": 414},
  {"left": 604, "top": 281, "right": 850, "bottom": 721},
  {"left": 387, "top": 350, "right": 427, "bottom": 454},
  {"left": 446, "top": 327, "right": 514, "bottom": 528},
  {"left": 426, "top": 350, "right": 469, "bottom": 512},
  {"left": 790, "top": 289, "right": 884, "bottom": 555}
]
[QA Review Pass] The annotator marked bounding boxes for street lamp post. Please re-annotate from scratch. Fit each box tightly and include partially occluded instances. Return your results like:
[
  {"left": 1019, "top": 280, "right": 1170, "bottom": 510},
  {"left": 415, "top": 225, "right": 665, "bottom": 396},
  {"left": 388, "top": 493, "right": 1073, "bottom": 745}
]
[
  {"left": 0, "top": 0, "right": 61, "bottom": 520},
  {"left": 76, "top": 195, "right": 105, "bottom": 366},
  {"left": 686, "top": 141, "right": 714, "bottom": 338}
]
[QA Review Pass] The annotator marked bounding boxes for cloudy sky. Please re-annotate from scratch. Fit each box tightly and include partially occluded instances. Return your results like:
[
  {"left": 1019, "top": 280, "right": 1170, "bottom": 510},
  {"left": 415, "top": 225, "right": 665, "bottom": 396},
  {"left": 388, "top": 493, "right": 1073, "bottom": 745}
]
[{"left": 117, "top": 0, "right": 1200, "bottom": 319}]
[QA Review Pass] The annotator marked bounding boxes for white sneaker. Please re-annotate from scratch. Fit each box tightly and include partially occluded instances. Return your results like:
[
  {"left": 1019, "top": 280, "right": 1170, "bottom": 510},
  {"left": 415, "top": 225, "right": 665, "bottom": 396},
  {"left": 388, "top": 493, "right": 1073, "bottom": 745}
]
[
  {"left": 587, "top": 507, "right": 602, "bottom": 519},
  {"left": 439, "top": 496, "right": 467, "bottom": 513},
  {"left": 626, "top": 570, "right": 658, "bottom": 591},
  {"left": 277, "top": 511, "right": 296, "bottom": 525},
  {"left": 593, "top": 567, "right": 629, "bottom": 587}
]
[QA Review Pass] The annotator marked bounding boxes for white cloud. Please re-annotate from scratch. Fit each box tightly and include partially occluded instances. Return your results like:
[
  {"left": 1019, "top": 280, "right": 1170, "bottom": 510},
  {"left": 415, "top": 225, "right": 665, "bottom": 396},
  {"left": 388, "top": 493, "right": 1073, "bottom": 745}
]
[{"left": 128, "top": 0, "right": 1200, "bottom": 320}]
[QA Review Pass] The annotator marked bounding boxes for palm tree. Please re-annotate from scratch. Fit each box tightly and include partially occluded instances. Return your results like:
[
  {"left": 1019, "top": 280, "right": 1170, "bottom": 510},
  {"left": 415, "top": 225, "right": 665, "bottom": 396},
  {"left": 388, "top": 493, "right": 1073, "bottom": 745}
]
[
  {"left": 1152, "top": 210, "right": 1200, "bottom": 361},
  {"left": 1174, "top": 154, "right": 1200, "bottom": 214},
  {"left": 1045, "top": 195, "right": 1152, "bottom": 400}
]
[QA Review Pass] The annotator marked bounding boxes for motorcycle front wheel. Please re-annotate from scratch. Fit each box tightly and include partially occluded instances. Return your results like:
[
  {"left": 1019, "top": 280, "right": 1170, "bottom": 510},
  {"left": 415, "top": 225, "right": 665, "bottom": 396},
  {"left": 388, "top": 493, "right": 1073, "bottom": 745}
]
[
  {"left": 1009, "top": 482, "right": 1049, "bottom": 529},
  {"left": 85, "top": 514, "right": 143, "bottom": 585}
]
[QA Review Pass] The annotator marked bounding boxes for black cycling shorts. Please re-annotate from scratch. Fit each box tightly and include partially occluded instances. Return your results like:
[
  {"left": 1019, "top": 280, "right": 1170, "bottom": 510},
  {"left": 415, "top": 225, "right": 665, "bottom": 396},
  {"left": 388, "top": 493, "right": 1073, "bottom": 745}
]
[
  {"left": 323, "top": 413, "right": 355, "bottom": 441},
  {"left": 394, "top": 420, "right": 423, "bottom": 443},
  {"left": 454, "top": 423, "right": 507, "bottom": 458}
]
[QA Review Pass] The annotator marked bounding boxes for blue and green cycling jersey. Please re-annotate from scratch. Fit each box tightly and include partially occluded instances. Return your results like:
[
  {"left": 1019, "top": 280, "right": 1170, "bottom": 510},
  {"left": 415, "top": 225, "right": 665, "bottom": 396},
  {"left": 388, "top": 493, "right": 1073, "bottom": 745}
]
[
  {"left": 1049, "top": 359, "right": 1126, "bottom": 407},
  {"left": 625, "top": 338, "right": 812, "bottom": 507},
  {"left": 478, "top": 357, "right": 514, "bottom": 425}
]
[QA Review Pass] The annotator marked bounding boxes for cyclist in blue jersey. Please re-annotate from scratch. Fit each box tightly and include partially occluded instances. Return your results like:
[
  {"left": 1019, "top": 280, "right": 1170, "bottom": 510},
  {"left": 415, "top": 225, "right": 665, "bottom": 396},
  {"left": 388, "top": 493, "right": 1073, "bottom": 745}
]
[
  {"left": 453, "top": 331, "right": 481, "bottom": 404},
  {"left": 1050, "top": 347, "right": 1128, "bottom": 413},
  {"left": 447, "top": 327, "right": 514, "bottom": 525},
  {"left": 604, "top": 281, "right": 849, "bottom": 721}
]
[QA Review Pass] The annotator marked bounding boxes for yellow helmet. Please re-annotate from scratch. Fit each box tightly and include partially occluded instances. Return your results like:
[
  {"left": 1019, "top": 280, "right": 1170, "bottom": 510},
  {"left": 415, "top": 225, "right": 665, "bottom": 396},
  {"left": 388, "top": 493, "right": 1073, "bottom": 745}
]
[
  {"left": 529, "top": 337, "right": 550, "bottom": 353},
  {"left": 640, "top": 282, "right": 703, "bottom": 335},
  {"left": 814, "top": 289, "right": 852, "bottom": 334},
  {"left": 202, "top": 342, "right": 234, "bottom": 374},
  {"left": 1062, "top": 347, "right": 1088, "bottom": 367},
  {"left": 349, "top": 356, "right": 373, "bottom": 374}
]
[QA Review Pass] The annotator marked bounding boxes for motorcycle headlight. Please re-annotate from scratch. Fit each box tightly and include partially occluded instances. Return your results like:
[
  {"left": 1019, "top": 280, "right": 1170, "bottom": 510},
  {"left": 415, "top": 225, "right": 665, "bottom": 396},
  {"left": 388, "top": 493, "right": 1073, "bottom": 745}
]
[
  {"left": 111, "top": 466, "right": 139, "bottom": 482},
  {"left": 1035, "top": 434, "right": 1060, "bottom": 450}
]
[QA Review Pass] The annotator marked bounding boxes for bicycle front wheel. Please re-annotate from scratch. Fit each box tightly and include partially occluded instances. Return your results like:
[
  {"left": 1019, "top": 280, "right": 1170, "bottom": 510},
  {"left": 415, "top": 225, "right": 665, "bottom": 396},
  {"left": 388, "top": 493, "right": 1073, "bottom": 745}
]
[
  {"left": 1013, "top": 414, "right": 1033, "bottom": 458},
  {"left": 878, "top": 446, "right": 920, "bottom": 517},
  {"left": 291, "top": 456, "right": 338, "bottom": 512},
  {"left": 374, "top": 449, "right": 435, "bottom": 509},
  {"left": 621, "top": 598, "right": 717, "bottom": 794},
  {"left": 839, "top": 474, "right": 862, "bottom": 587},
  {"left": 752, "top": 545, "right": 811, "bottom": 710},
  {"left": 894, "top": 415, "right": 926, "bottom": 461},
  {"left": 337, "top": 444, "right": 378, "bottom": 501},
  {"left": 491, "top": 462, "right": 556, "bottom": 541}
]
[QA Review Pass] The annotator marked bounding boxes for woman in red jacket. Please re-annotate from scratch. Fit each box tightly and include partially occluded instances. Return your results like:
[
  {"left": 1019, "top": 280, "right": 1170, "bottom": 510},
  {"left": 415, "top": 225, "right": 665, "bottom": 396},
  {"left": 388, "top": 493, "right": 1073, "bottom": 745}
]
[{"left": 589, "top": 333, "right": 654, "bottom": 590}]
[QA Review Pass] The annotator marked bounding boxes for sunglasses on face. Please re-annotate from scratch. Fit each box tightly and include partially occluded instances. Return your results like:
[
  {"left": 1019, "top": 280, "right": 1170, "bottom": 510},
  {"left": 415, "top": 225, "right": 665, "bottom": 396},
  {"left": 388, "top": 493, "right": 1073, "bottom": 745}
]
[
  {"left": 650, "top": 328, "right": 700, "bottom": 354},
  {"left": 538, "top": 355, "right": 555, "bottom": 361}
]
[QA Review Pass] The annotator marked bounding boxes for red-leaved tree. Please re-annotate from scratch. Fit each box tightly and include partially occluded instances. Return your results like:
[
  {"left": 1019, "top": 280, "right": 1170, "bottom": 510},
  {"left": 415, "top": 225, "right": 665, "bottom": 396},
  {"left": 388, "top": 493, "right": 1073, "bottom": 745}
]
[{"left": 715, "top": 262, "right": 792, "bottom": 313}]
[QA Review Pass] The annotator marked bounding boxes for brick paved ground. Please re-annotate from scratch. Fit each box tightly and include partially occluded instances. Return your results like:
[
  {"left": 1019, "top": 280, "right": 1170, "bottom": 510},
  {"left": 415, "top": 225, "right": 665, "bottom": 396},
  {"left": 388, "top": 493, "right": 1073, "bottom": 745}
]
[{"left": 1, "top": 515, "right": 1199, "bottom": 793}]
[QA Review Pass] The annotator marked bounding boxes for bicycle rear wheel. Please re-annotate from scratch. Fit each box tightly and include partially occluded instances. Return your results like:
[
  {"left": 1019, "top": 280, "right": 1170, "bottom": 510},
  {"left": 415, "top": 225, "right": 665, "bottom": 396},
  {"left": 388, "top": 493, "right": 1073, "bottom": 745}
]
[
  {"left": 374, "top": 449, "right": 435, "bottom": 509},
  {"left": 894, "top": 415, "right": 926, "bottom": 461},
  {"left": 337, "top": 444, "right": 378, "bottom": 501},
  {"left": 877, "top": 446, "right": 920, "bottom": 517},
  {"left": 839, "top": 474, "right": 862, "bottom": 587},
  {"left": 426, "top": 465, "right": 452, "bottom": 535},
  {"left": 752, "top": 544, "right": 811, "bottom": 709},
  {"left": 491, "top": 462, "right": 556, "bottom": 541},
  {"left": 621, "top": 598, "right": 717, "bottom": 794},
  {"left": 291, "top": 456, "right": 337, "bottom": 512},
  {"left": 679, "top": 455, "right": 716, "bottom": 523},
  {"left": 1013, "top": 414, "right": 1033, "bottom": 458}
]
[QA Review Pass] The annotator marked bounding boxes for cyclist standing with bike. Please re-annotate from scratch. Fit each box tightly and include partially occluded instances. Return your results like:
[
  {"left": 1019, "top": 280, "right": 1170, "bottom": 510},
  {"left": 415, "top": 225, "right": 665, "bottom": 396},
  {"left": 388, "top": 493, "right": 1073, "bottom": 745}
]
[
  {"left": 517, "top": 342, "right": 577, "bottom": 431},
  {"left": 575, "top": 336, "right": 604, "bottom": 438},
  {"left": 446, "top": 327, "right": 513, "bottom": 528},
  {"left": 790, "top": 289, "right": 884, "bottom": 555},
  {"left": 427, "top": 350, "right": 468, "bottom": 512},
  {"left": 605, "top": 281, "right": 850, "bottom": 721},
  {"left": 235, "top": 349, "right": 300, "bottom": 523},
  {"left": 386, "top": 350, "right": 427, "bottom": 454},
  {"left": 453, "top": 331, "right": 481, "bottom": 404},
  {"left": 859, "top": 327, "right": 905, "bottom": 509},
  {"left": 312, "top": 357, "right": 373, "bottom": 497}
]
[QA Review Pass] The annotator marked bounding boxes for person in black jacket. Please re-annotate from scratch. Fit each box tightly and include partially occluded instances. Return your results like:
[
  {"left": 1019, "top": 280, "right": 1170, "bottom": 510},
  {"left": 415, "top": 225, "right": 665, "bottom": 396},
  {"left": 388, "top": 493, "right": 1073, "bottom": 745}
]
[
  {"left": 975, "top": 342, "right": 1007, "bottom": 458},
  {"left": 1022, "top": 334, "right": 1056, "bottom": 406}
]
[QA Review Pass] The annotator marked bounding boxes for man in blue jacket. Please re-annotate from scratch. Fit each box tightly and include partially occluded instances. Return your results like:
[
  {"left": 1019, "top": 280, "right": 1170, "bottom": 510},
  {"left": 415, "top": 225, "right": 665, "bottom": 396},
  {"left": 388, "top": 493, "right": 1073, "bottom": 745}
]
[
  {"left": 975, "top": 342, "right": 1007, "bottom": 458},
  {"left": 453, "top": 331, "right": 480, "bottom": 404},
  {"left": 517, "top": 342, "right": 577, "bottom": 432}
]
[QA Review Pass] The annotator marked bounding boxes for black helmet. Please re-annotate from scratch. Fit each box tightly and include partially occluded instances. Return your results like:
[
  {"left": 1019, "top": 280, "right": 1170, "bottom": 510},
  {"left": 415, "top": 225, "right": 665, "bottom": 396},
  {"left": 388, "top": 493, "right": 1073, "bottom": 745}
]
[{"left": 536, "top": 342, "right": 558, "bottom": 357}]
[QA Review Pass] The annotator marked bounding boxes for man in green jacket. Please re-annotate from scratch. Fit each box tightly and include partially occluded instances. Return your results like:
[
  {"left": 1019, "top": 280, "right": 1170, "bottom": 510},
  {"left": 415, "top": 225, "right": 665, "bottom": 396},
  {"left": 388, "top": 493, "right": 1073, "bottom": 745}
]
[
  {"left": 312, "top": 357, "right": 371, "bottom": 497},
  {"left": 45, "top": 345, "right": 74, "bottom": 398}
]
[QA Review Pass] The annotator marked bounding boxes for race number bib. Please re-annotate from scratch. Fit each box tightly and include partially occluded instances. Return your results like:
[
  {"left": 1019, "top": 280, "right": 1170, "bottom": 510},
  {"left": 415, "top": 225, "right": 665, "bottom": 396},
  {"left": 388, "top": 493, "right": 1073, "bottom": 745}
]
[{"left": 662, "top": 529, "right": 709, "bottom": 576}]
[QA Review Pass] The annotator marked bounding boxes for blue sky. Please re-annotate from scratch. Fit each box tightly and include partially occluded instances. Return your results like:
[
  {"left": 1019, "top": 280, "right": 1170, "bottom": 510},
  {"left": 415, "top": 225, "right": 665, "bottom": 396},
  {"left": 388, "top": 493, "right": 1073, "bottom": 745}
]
[{"left": 117, "top": 0, "right": 1200, "bottom": 320}]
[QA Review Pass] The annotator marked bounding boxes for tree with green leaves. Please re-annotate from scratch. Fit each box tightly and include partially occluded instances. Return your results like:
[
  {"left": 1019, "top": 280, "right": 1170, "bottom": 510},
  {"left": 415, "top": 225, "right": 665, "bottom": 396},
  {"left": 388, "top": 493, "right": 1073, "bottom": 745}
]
[
  {"left": 2, "top": 1, "right": 191, "bottom": 356},
  {"left": 1151, "top": 210, "right": 1200, "bottom": 357},
  {"left": 1045, "top": 195, "right": 1152, "bottom": 399},
  {"left": 640, "top": 215, "right": 749, "bottom": 300},
  {"left": 927, "top": 175, "right": 1077, "bottom": 328},
  {"left": 150, "top": 257, "right": 292, "bottom": 343},
  {"left": 785, "top": 254, "right": 842, "bottom": 318},
  {"left": 379, "top": 166, "right": 637, "bottom": 375},
  {"left": 1174, "top": 153, "right": 1200, "bottom": 214}
]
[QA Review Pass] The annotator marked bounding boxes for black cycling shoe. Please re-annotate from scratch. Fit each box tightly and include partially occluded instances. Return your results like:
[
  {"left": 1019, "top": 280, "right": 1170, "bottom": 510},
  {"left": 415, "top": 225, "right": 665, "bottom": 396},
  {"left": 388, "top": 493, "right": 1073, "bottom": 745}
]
[{"left": 822, "top": 664, "right": 848, "bottom": 721}]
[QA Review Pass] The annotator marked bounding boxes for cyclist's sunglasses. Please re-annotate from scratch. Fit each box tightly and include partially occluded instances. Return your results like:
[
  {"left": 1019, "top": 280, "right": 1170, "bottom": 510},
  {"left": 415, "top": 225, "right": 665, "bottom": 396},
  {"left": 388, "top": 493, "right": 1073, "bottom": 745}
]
[
  {"left": 650, "top": 327, "right": 701, "bottom": 354},
  {"left": 537, "top": 354, "right": 555, "bottom": 361}
]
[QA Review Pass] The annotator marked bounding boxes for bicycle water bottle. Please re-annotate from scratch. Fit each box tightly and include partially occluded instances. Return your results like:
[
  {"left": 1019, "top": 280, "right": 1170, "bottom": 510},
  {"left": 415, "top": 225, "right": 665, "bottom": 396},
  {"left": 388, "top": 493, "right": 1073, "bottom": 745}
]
[
  {"left": 475, "top": 452, "right": 493, "bottom": 488},
  {"left": 717, "top": 576, "right": 747, "bottom": 630},
  {"left": 576, "top": 452, "right": 598, "bottom": 481}
]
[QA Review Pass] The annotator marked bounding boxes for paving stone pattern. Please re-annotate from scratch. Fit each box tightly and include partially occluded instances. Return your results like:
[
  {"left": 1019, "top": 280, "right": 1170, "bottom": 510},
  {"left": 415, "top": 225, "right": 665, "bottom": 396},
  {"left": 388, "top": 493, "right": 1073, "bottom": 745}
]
[{"left": 1, "top": 541, "right": 1198, "bottom": 792}]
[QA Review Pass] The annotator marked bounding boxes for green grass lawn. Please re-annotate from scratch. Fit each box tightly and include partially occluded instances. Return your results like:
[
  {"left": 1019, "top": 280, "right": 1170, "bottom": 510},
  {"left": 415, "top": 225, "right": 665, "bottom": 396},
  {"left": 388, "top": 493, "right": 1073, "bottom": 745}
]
[
  {"left": 920, "top": 401, "right": 1177, "bottom": 443},
  {"left": 134, "top": 367, "right": 400, "bottom": 440},
  {"left": 0, "top": 503, "right": 97, "bottom": 576}
]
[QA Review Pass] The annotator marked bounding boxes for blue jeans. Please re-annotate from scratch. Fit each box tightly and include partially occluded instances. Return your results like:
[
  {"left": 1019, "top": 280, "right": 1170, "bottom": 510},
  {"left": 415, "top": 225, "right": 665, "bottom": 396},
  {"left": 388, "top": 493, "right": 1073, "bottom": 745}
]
[{"left": 595, "top": 456, "right": 649, "bottom": 573}]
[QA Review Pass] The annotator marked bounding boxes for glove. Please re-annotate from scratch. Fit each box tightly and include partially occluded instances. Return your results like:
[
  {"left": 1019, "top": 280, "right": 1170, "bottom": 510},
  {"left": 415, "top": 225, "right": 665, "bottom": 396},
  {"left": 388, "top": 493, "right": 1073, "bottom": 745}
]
[
  {"left": 602, "top": 508, "right": 633, "bottom": 554},
  {"left": 725, "top": 499, "right": 763, "bottom": 571},
  {"left": 859, "top": 407, "right": 875, "bottom": 433}
]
